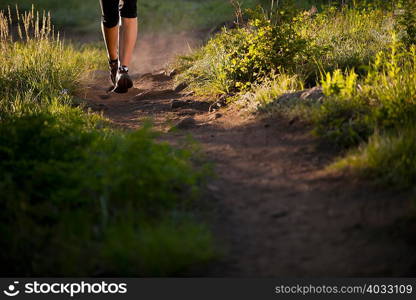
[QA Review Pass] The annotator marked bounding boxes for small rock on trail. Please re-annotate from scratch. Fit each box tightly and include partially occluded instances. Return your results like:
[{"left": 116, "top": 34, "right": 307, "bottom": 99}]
[{"left": 172, "top": 117, "right": 197, "bottom": 130}]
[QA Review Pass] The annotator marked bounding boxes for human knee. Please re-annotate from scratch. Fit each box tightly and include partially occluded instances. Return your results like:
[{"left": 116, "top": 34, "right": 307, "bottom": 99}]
[{"left": 102, "top": 11, "right": 120, "bottom": 28}]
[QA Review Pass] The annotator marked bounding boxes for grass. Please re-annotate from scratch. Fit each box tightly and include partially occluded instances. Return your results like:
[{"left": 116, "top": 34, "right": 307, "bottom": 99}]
[
  {"left": 322, "top": 36, "right": 416, "bottom": 187},
  {"left": 295, "top": 5, "right": 394, "bottom": 80},
  {"left": 1, "top": 0, "right": 99, "bottom": 32},
  {"left": 1, "top": 1, "right": 391, "bottom": 34},
  {"left": 0, "top": 0, "right": 265, "bottom": 33},
  {"left": 140, "top": 0, "right": 262, "bottom": 32},
  {"left": 332, "top": 127, "right": 416, "bottom": 189},
  {"left": 174, "top": 10, "right": 312, "bottom": 95},
  {"left": 175, "top": 2, "right": 393, "bottom": 96},
  {"left": 174, "top": 1, "right": 416, "bottom": 192},
  {"left": 0, "top": 7, "right": 216, "bottom": 276},
  {"left": 234, "top": 74, "right": 305, "bottom": 112}
]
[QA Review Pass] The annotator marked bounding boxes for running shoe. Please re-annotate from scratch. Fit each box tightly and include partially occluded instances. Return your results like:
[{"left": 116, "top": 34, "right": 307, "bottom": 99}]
[{"left": 113, "top": 65, "right": 133, "bottom": 94}]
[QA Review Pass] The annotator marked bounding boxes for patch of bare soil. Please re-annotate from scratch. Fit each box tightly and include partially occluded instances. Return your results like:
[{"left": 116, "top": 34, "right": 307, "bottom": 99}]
[{"left": 81, "top": 70, "right": 416, "bottom": 277}]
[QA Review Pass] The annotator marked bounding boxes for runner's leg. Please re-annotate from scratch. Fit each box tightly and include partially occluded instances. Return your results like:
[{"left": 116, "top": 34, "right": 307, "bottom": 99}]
[
  {"left": 119, "top": 0, "right": 138, "bottom": 67},
  {"left": 99, "top": 0, "right": 120, "bottom": 60}
]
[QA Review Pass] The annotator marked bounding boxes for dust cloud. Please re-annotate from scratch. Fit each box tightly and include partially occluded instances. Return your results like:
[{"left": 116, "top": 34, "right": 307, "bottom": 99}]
[{"left": 130, "top": 32, "right": 202, "bottom": 74}]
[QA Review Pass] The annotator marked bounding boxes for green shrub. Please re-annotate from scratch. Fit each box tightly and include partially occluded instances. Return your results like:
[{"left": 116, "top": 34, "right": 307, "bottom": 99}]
[
  {"left": 176, "top": 3, "right": 393, "bottom": 98},
  {"left": 219, "top": 11, "right": 309, "bottom": 92},
  {"left": 311, "top": 96, "right": 372, "bottom": 148},
  {"left": 0, "top": 8, "right": 105, "bottom": 117},
  {"left": 0, "top": 111, "right": 213, "bottom": 276},
  {"left": 333, "top": 126, "right": 416, "bottom": 189},
  {"left": 396, "top": 0, "right": 416, "bottom": 47},
  {"left": 99, "top": 219, "right": 216, "bottom": 276},
  {"left": 315, "top": 31, "right": 416, "bottom": 189},
  {"left": 236, "top": 73, "right": 305, "bottom": 112},
  {"left": 310, "top": 68, "right": 370, "bottom": 148},
  {"left": 308, "top": 33, "right": 416, "bottom": 148},
  {"left": 176, "top": 7, "right": 313, "bottom": 95},
  {"left": 321, "top": 69, "right": 358, "bottom": 98},
  {"left": 0, "top": 7, "right": 216, "bottom": 276},
  {"left": 295, "top": 5, "right": 394, "bottom": 80}
]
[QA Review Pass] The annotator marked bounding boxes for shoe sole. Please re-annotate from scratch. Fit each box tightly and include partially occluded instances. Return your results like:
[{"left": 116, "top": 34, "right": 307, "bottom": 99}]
[{"left": 114, "top": 74, "right": 133, "bottom": 94}]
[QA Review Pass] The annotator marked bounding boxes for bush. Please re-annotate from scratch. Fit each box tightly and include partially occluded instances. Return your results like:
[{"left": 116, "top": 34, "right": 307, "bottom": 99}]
[
  {"left": 315, "top": 32, "right": 416, "bottom": 189},
  {"left": 235, "top": 73, "right": 305, "bottom": 112},
  {"left": 219, "top": 14, "right": 309, "bottom": 91},
  {"left": 396, "top": 0, "right": 416, "bottom": 47},
  {"left": 0, "top": 111, "right": 214, "bottom": 276},
  {"left": 333, "top": 126, "right": 416, "bottom": 189},
  {"left": 175, "top": 6, "right": 313, "bottom": 95},
  {"left": 314, "top": 34, "right": 416, "bottom": 145},
  {"left": 295, "top": 4, "right": 394, "bottom": 81},
  {"left": 311, "top": 96, "right": 372, "bottom": 148},
  {"left": 0, "top": 7, "right": 216, "bottom": 276},
  {"left": 176, "top": 3, "right": 393, "bottom": 98},
  {"left": 0, "top": 8, "right": 105, "bottom": 116}
]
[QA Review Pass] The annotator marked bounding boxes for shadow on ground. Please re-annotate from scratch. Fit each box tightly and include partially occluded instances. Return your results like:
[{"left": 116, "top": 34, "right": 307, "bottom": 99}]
[{"left": 82, "top": 71, "right": 416, "bottom": 277}]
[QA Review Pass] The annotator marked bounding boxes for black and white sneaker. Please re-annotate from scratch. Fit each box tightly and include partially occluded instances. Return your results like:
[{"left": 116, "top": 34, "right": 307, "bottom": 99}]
[{"left": 113, "top": 65, "right": 133, "bottom": 94}]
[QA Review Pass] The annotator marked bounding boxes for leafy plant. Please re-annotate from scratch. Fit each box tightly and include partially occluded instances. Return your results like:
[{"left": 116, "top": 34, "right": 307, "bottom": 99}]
[
  {"left": 396, "top": 0, "right": 416, "bottom": 47},
  {"left": 0, "top": 111, "right": 214, "bottom": 276},
  {"left": 0, "top": 7, "right": 216, "bottom": 276},
  {"left": 176, "top": 4, "right": 314, "bottom": 95},
  {"left": 333, "top": 126, "right": 416, "bottom": 189},
  {"left": 322, "top": 69, "right": 358, "bottom": 98}
]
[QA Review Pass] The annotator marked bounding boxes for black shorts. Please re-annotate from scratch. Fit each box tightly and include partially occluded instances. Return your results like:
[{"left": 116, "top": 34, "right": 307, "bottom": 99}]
[{"left": 100, "top": 0, "right": 137, "bottom": 28}]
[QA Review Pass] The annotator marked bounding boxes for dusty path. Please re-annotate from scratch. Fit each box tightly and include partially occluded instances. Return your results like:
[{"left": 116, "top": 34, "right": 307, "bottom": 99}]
[{"left": 82, "top": 71, "right": 416, "bottom": 277}]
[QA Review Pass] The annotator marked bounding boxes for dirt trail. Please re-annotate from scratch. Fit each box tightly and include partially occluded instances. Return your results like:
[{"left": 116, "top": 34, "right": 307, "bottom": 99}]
[{"left": 82, "top": 69, "right": 416, "bottom": 277}]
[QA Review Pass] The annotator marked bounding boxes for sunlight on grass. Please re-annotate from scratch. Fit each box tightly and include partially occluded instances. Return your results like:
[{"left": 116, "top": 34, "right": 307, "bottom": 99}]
[
  {"left": 0, "top": 6, "right": 217, "bottom": 276},
  {"left": 332, "top": 127, "right": 416, "bottom": 189},
  {"left": 174, "top": 1, "right": 416, "bottom": 191}
]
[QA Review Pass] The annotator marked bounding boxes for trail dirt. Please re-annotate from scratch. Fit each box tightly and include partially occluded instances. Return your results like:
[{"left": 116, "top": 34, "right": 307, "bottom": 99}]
[{"left": 82, "top": 62, "right": 416, "bottom": 277}]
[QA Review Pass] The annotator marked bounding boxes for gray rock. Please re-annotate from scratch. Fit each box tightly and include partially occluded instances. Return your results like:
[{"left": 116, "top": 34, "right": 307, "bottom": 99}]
[
  {"left": 300, "top": 86, "right": 324, "bottom": 101},
  {"left": 173, "top": 117, "right": 196, "bottom": 129},
  {"left": 277, "top": 86, "right": 324, "bottom": 104}
]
